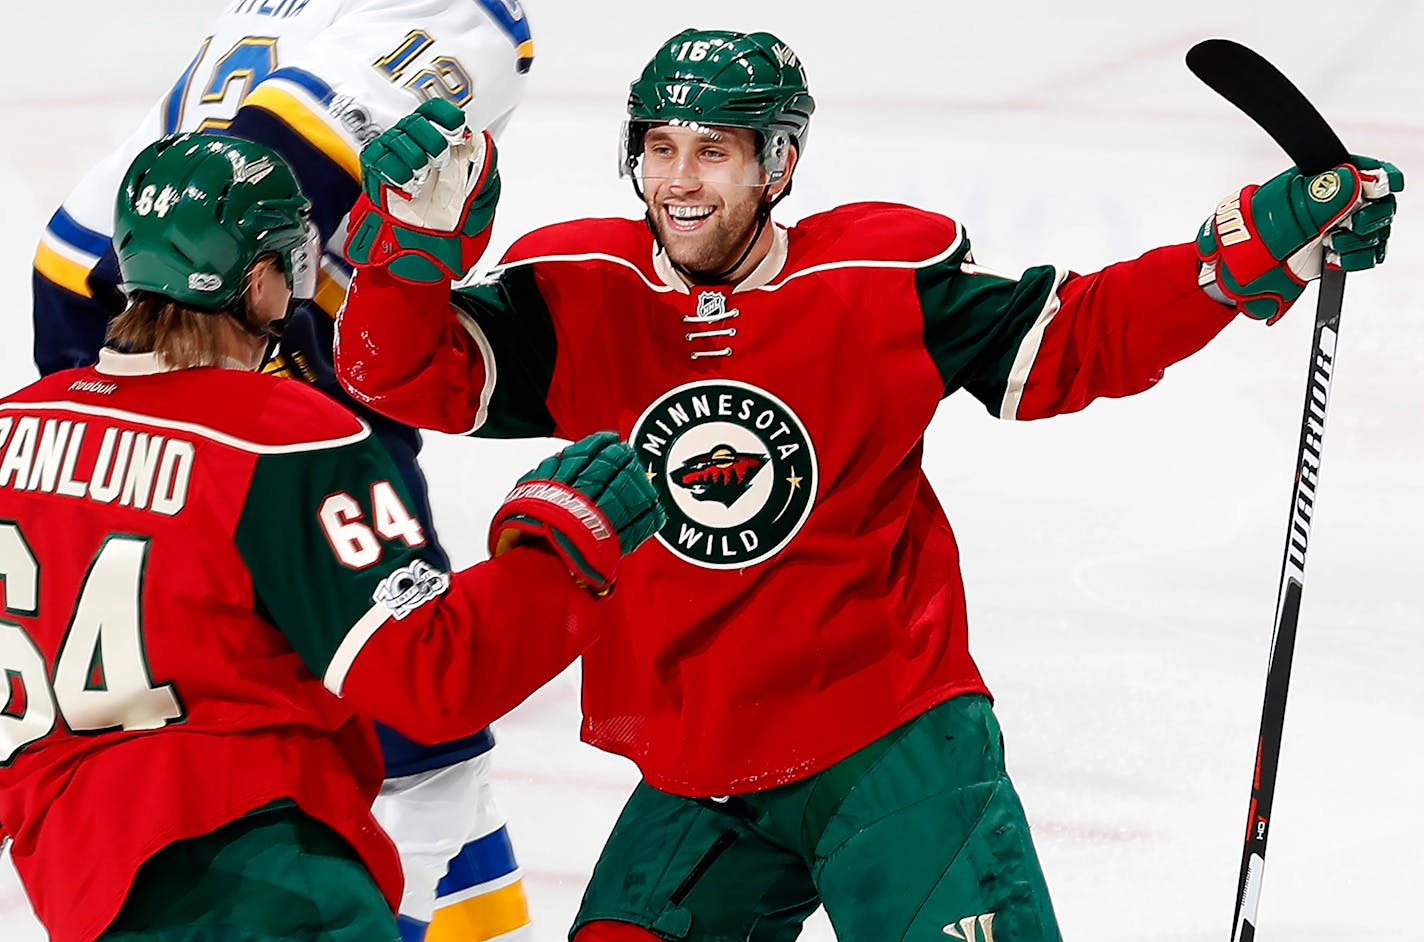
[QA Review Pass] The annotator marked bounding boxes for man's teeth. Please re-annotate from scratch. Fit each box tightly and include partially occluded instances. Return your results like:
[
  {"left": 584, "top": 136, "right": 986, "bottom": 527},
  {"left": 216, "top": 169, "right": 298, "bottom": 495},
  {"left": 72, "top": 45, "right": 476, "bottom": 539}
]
[{"left": 668, "top": 206, "right": 713, "bottom": 220}]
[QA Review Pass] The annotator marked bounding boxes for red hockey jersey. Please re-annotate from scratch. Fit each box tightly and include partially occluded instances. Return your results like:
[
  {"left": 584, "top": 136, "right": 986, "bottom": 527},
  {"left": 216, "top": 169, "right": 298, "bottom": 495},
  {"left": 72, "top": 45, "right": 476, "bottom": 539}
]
[
  {"left": 336, "top": 201, "right": 1241, "bottom": 796},
  {"left": 0, "top": 352, "right": 605, "bottom": 941}
]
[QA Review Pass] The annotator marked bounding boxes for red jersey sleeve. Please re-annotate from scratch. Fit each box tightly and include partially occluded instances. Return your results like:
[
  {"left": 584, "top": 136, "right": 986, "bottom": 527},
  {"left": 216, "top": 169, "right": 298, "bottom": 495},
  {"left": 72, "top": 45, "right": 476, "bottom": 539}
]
[
  {"left": 335, "top": 267, "right": 491, "bottom": 434},
  {"left": 1012, "top": 242, "right": 1240, "bottom": 420},
  {"left": 235, "top": 419, "right": 606, "bottom": 744},
  {"left": 333, "top": 548, "right": 600, "bottom": 743},
  {"left": 913, "top": 222, "right": 1242, "bottom": 419}
]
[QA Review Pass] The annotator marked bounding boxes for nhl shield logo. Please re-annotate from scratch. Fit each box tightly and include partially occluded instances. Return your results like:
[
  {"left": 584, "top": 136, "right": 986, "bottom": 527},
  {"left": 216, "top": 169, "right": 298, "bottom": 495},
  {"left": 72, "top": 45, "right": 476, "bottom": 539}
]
[
  {"left": 633, "top": 379, "right": 817, "bottom": 568},
  {"left": 694, "top": 290, "right": 736, "bottom": 321}
]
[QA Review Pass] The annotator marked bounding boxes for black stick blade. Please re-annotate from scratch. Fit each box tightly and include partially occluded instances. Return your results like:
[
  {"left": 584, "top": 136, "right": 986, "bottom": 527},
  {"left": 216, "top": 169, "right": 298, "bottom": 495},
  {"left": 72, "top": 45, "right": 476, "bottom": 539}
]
[{"left": 1187, "top": 39, "right": 1348, "bottom": 174}]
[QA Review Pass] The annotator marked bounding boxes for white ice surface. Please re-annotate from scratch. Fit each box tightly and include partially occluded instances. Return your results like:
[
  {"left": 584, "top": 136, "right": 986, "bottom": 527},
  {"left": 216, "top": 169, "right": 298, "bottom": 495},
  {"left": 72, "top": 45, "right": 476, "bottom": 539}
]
[{"left": 1, "top": 1, "right": 1421, "bottom": 940}]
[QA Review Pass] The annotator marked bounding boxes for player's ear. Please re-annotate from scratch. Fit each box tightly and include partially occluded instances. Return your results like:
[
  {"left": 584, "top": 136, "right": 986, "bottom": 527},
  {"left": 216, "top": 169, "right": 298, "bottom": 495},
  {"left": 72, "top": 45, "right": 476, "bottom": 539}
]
[
  {"left": 243, "top": 254, "right": 274, "bottom": 298},
  {"left": 242, "top": 254, "right": 286, "bottom": 315}
]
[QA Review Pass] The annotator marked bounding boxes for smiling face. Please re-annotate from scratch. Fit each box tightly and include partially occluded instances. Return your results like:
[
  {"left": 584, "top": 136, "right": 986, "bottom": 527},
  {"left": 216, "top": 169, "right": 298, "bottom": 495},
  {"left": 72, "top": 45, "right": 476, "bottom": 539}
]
[{"left": 639, "top": 123, "right": 790, "bottom": 282}]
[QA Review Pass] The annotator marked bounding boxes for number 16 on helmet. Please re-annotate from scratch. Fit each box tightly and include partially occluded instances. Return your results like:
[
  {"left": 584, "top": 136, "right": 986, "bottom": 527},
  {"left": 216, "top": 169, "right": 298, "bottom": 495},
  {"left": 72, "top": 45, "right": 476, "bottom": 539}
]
[{"left": 619, "top": 29, "right": 815, "bottom": 194}]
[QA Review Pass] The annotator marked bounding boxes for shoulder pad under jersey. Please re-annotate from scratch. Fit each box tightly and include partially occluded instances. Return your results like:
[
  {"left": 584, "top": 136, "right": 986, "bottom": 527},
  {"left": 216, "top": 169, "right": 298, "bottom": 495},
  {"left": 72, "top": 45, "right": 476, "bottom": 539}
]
[
  {"left": 785, "top": 202, "right": 964, "bottom": 270},
  {"left": 8, "top": 366, "right": 369, "bottom": 454},
  {"left": 492, "top": 216, "right": 657, "bottom": 273}
]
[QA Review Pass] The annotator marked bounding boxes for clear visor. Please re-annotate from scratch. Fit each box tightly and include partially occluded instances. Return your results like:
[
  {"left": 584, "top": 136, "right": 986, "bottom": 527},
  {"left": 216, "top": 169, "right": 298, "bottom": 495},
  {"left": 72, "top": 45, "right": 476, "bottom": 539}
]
[
  {"left": 618, "top": 120, "right": 790, "bottom": 189},
  {"left": 285, "top": 223, "right": 321, "bottom": 301}
]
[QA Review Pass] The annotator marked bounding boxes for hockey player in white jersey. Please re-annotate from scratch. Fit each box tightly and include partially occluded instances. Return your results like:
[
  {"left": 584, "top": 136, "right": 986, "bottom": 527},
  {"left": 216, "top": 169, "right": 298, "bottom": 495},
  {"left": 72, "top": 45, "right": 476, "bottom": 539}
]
[{"left": 32, "top": 3, "right": 537, "bottom": 941}]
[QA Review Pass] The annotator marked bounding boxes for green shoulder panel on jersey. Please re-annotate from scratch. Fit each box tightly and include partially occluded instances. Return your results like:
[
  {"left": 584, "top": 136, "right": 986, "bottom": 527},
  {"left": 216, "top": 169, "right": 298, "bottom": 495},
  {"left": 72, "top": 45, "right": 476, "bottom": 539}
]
[
  {"left": 453, "top": 261, "right": 559, "bottom": 438},
  {"left": 915, "top": 236, "right": 1069, "bottom": 414},
  {"left": 234, "top": 432, "right": 437, "bottom": 681}
]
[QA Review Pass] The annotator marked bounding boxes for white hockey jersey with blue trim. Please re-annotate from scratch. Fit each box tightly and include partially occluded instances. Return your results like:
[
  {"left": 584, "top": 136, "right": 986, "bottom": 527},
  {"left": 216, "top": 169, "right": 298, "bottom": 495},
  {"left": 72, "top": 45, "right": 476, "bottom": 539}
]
[{"left": 36, "top": 0, "right": 531, "bottom": 311}]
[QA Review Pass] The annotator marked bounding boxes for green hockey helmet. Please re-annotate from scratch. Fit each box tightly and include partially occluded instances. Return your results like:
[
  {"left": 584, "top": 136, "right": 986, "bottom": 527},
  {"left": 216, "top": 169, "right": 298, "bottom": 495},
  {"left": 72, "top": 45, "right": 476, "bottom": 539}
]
[
  {"left": 621, "top": 28, "right": 815, "bottom": 186},
  {"left": 114, "top": 133, "right": 319, "bottom": 311}
]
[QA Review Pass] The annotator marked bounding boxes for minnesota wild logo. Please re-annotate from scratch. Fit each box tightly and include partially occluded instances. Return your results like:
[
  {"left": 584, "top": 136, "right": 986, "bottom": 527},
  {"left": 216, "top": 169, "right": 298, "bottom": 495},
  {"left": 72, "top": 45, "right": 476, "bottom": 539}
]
[
  {"left": 671, "top": 445, "right": 767, "bottom": 505},
  {"left": 632, "top": 380, "right": 817, "bottom": 568}
]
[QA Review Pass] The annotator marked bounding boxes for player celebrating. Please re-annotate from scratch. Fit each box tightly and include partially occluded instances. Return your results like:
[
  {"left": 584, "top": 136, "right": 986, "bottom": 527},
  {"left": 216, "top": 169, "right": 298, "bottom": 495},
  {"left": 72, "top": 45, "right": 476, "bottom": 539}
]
[
  {"left": 333, "top": 29, "right": 1402, "bottom": 942},
  {"left": 0, "top": 134, "right": 661, "bottom": 942},
  {"left": 30, "top": 2, "right": 541, "bottom": 939}
]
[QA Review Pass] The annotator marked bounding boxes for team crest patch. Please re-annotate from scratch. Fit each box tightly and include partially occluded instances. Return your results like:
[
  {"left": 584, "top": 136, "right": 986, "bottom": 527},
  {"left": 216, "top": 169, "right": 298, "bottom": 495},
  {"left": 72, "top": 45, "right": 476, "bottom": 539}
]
[{"left": 633, "top": 380, "right": 817, "bottom": 568}]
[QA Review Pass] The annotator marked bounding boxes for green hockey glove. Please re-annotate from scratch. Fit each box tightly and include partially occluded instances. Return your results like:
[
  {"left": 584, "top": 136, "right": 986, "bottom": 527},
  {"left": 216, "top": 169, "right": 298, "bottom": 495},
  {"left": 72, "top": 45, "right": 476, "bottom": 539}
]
[
  {"left": 344, "top": 99, "right": 501, "bottom": 284},
  {"left": 489, "top": 431, "right": 667, "bottom": 593},
  {"left": 1196, "top": 155, "right": 1403, "bottom": 322}
]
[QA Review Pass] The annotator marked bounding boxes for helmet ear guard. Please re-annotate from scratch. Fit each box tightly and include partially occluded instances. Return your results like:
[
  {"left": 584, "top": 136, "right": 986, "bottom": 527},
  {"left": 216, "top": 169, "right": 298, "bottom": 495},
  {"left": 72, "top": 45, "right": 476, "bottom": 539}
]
[
  {"left": 284, "top": 224, "right": 318, "bottom": 300},
  {"left": 760, "top": 130, "right": 793, "bottom": 183},
  {"left": 236, "top": 197, "right": 321, "bottom": 302},
  {"left": 282, "top": 223, "right": 321, "bottom": 302}
]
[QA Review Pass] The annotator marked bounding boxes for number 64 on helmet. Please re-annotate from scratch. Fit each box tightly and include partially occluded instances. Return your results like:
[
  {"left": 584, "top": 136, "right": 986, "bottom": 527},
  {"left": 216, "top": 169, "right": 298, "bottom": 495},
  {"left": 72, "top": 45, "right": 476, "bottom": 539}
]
[{"left": 113, "top": 133, "right": 320, "bottom": 311}]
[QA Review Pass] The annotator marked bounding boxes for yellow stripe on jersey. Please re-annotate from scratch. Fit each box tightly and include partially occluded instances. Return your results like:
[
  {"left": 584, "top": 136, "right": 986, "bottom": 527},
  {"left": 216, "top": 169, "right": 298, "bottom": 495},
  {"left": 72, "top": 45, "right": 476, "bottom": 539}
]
[
  {"left": 312, "top": 269, "right": 348, "bottom": 318},
  {"left": 425, "top": 879, "right": 531, "bottom": 942},
  {"left": 516, "top": 39, "right": 535, "bottom": 63},
  {"left": 35, "top": 242, "right": 95, "bottom": 298},
  {"left": 242, "top": 82, "right": 360, "bottom": 180},
  {"left": 261, "top": 355, "right": 294, "bottom": 378}
]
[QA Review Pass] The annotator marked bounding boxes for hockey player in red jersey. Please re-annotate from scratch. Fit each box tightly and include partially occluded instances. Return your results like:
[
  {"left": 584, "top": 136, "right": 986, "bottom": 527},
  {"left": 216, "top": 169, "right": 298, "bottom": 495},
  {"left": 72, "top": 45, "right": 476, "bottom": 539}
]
[
  {"left": 0, "top": 135, "right": 662, "bottom": 942},
  {"left": 31, "top": 3, "right": 543, "bottom": 938},
  {"left": 332, "top": 29, "right": 1402, "bottom": 942}
]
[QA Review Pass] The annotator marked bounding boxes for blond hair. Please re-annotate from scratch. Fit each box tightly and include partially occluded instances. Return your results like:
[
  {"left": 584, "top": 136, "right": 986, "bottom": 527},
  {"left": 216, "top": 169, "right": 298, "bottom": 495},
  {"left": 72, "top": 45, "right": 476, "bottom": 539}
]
[
  {"left": 105, "top": 254, "right": 284, "bottom": 369},
  {"left": 106, "top": 293, "right": 232, "bottom": 369}
]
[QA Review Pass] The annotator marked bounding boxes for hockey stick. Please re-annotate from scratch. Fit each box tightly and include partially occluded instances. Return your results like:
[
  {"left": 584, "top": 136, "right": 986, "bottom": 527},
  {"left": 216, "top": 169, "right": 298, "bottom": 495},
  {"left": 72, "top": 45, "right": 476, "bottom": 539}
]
[{"left": 1185, "top": 38, "right": 1351, "bottom": 942}]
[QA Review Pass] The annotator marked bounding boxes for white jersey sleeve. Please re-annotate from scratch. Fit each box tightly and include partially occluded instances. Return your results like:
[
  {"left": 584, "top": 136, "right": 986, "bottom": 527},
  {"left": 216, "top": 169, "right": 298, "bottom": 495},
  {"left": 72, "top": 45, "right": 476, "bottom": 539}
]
[{"left": 35, "top": 0, "right": 533, "bottom": 364}]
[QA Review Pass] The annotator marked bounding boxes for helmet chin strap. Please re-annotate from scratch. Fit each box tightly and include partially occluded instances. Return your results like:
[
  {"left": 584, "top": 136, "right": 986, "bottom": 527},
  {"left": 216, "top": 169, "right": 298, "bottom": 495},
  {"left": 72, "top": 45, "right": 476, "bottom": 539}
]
[
  {"left": 226, "top": 295, "right": 293, "bottom": 372},
  {"left": 673, "top": 207, "right": 769, "bottom": 286},
  {"left": 226, "top": 252, "right": 312, "bottom": 370}
]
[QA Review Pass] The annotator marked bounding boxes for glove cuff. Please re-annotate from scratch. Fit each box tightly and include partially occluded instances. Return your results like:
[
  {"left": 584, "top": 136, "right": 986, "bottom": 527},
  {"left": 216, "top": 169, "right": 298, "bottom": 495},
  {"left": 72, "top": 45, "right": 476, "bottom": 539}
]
[
  {"left": 345, "top": 193, "right": 489, "bottom": 284},
  {"left": 1195, "top": 182, "right": 1307, "bottom": 323},
  {"left": 488, "top": 479, "right": 622, "bottom": 591}
]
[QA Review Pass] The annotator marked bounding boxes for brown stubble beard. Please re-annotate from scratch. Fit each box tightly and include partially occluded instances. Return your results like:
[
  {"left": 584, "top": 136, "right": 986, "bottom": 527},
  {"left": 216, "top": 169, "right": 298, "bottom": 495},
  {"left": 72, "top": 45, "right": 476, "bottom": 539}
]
[{"left": 647, "top": 189, "right": 764, "bottom": 282}]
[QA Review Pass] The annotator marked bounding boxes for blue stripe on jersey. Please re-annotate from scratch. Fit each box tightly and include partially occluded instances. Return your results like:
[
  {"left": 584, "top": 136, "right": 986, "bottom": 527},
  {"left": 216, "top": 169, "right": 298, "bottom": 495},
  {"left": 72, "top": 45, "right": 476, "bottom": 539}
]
[
  {"left": 375, "top": 722, "right": 492, "bottom": 778},
  {"left": 476, "top": 0, "right": 533, "bottom": 46},
  {"left": 435, "top": 827, "right": 519, "bottom": 896},
  {"left": 267, "top": 66, "right": 336, "bottom": 106},
  {"left": 163, "top": 42, "right": 208, "bottom": 134},
  {"left": 46, "top": 208, "right": 110, "bottom": 258},
  {"left": 324, "top": 250, "right": 352, "bottom": 276},
  {"left": 32, "top": 248, "right": 124, "bottom": 375},
  {"left": 397, "top": 914, "right": 430, "bottom": 942}
]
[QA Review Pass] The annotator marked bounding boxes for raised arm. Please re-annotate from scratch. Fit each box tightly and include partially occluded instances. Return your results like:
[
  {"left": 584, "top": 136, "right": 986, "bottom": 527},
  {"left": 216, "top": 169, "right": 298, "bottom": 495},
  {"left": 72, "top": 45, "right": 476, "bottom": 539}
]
[{"left": 335, "top": 100, "right": 508, "bottom": 433}]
